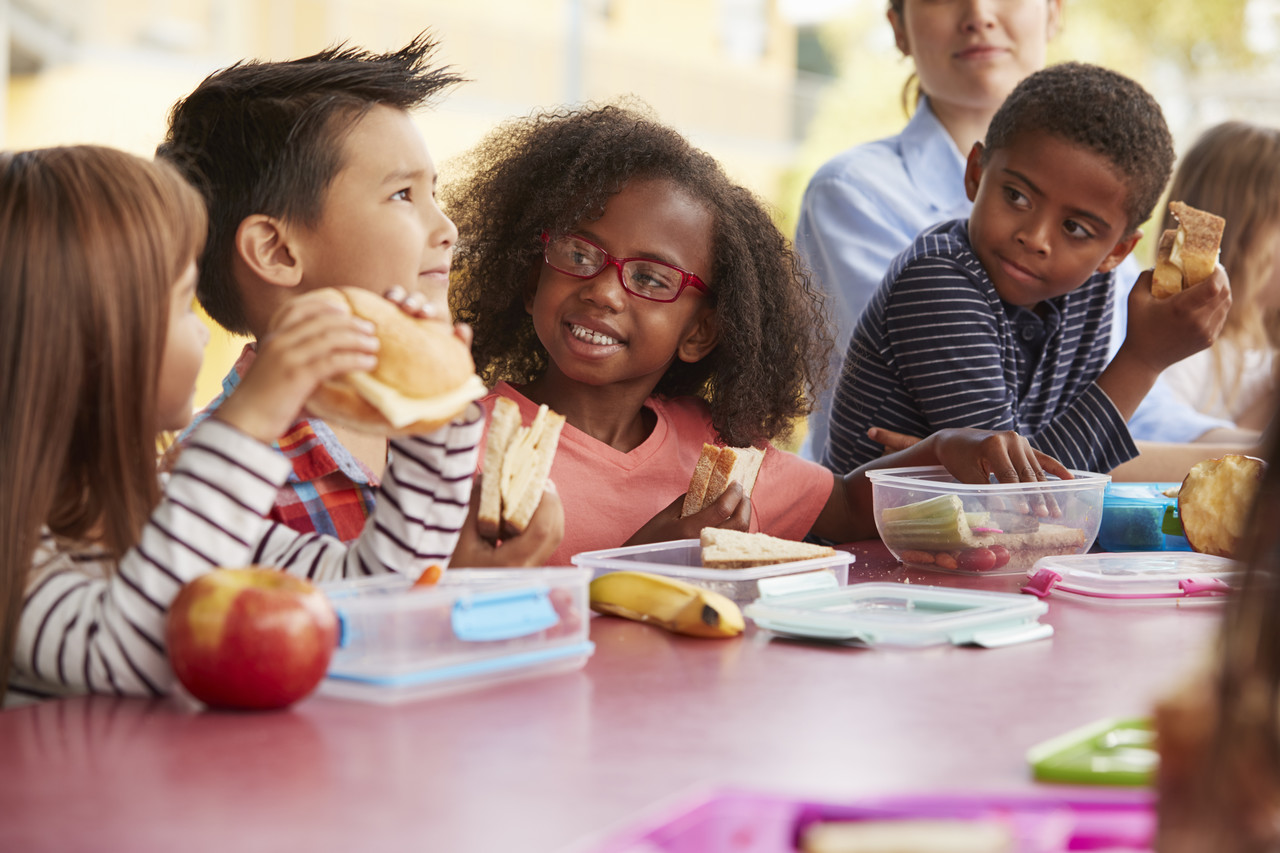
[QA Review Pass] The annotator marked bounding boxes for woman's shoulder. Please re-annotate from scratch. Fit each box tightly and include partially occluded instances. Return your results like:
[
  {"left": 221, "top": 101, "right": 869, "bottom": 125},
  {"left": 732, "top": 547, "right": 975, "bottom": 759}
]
[{"left": 807, "top": 131, "right": 912, "bottom": 190}]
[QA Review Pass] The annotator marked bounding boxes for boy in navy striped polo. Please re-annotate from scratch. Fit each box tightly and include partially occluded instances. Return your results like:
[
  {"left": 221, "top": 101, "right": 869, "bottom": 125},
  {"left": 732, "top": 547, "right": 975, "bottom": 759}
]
[{"left": 823, "top": 62, "right": 1232, "bottom": 476}]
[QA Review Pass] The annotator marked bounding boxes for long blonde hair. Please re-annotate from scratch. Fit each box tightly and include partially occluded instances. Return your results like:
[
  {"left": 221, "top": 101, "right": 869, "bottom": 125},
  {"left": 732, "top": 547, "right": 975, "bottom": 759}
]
[
  {"left": 0, "top": 146, "right": 206, "bottom": 704},
  {"left": 1162, "top": 121, "right": 1280, "bottom": 412}
]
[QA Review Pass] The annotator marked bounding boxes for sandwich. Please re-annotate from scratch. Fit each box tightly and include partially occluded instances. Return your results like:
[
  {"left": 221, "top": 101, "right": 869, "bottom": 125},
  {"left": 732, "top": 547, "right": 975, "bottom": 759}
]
[
  {"left": 700, "top": 527, "right": 836, "bottom": 569},
  {"left": 681, "top": 444, "right": 765, "bottom": 518},
  {"left": 302, "top": 287, "right": 488, "bottom": 435},
  {"left": 477, "top": 397, "right": 565, "bottom": 539},
  {"left": 1152, "top": 200, "right": 1225, "bottom": 299}
]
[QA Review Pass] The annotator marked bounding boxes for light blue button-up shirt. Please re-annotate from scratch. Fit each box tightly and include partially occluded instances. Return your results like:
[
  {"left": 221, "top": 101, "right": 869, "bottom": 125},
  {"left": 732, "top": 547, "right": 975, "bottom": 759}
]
[{"left": 795, "top": 97, "right": 1231, "bottom": 463}]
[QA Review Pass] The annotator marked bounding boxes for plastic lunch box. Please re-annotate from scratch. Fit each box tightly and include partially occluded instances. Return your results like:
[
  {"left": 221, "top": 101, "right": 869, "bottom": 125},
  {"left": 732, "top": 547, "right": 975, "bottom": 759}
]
[
  {"left": 571, "top": 538, "right": 852, "bottom": 606},
  {"left": 1097, "top": 483, "right": 1191, "bottom": 552},
  {"left": 867, "top": 465, "right": 1109, "bottom": 576},
  {"left": 584, "top": 787, "right": 1156, "bottom": 853},
  {"left": 319, "top": 568, "right": 595, "bottom": 703}
]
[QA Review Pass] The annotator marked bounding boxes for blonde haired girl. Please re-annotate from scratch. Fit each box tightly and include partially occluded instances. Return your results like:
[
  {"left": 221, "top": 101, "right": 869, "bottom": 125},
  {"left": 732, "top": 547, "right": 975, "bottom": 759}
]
[
  {"left": 0, "top": 146, "right": 482, "bottom": 707},
  {"left": 1161, "top": 121, "right": 1280, "bottom": 431}
]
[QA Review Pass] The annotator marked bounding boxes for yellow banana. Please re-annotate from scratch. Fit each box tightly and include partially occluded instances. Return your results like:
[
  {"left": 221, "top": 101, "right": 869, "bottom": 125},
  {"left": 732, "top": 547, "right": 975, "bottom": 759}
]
[{"left": 589, "top": 571, "right": 744, "bottom": 638}]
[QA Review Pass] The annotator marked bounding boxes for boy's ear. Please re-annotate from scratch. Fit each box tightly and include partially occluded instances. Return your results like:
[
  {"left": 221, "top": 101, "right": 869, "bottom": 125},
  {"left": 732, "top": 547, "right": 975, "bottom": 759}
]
[
  {"left": 887, "top": 6, "right": 910, "bottom": 56},
  {"left": 1097, "top": 229, "right": 1143, "bottom": 274},
  {"left": 236, "top": 214, "right": 303, "bottom": 288},
  {"left": 963, "top": 143, "right": 985, "bottom": 203},
  {"left": 676, "top": 305, "right": 718, "bottom": 364}
]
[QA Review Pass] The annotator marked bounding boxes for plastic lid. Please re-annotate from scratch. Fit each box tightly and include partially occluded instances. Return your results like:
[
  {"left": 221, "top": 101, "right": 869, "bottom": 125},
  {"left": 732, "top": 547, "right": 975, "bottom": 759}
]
[
  {"left": 1024, "top": 552, "right": 1240, "bottom": 602},
  {"left": 1103, "top": 482, "right": 1180, "bottom": 508},
  {"left": 744, "top": 577, "right": 1051, "bottom": 648}
]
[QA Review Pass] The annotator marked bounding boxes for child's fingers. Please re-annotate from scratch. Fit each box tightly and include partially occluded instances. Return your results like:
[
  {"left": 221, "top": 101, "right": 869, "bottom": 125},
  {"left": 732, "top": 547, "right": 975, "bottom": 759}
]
[
  {"left": 453, "top": 321, "right": 474, "bottom": 349},
  {"left": 700, "top": 481, "right": 751, "bottom": 529},
  {"left": 867, "top": 426, "right": 921, "bottom": 453},
  {"left": 383, "top": 286, "right": 441, "bottom": 321}
]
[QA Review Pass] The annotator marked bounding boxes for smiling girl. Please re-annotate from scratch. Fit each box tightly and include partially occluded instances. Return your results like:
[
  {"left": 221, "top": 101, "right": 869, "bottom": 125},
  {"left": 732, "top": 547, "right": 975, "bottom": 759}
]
[{"left": 445, "top": 104, "right": 1068, "bottom": 564}]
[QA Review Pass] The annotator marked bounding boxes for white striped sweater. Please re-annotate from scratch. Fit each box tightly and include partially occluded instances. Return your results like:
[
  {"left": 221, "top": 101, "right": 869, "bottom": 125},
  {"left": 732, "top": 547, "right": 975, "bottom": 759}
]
[
  {"left": 7, "top": 410, "right": 482, "bottom": 706},
  {"left": 823, "top": 219, "right": 1138, "bottom": 475}
]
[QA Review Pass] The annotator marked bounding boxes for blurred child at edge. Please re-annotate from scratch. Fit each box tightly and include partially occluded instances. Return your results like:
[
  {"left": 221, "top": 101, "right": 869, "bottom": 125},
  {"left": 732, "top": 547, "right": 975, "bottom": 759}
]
[
  {"left": 0, "top": 147, "right": 476, "bottom": 707},
  {"left": 1154, "top": 418, "right": 1280, "bottom": 850},
  {"left": 157, "top": 33, "right": 562, "bottom": 566},
  {"left": 1160, "top": 121, "right": 1280, "bottom": 433},
  {"left": 444, "top": 102, "right": 1071, "bottom": 566}
]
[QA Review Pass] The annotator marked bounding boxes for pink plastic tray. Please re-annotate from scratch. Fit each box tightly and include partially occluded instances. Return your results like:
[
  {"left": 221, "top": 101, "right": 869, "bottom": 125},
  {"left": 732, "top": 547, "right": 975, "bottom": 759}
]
[{"left": 586, "top": 787, "right": 1155, "bottom": 853}]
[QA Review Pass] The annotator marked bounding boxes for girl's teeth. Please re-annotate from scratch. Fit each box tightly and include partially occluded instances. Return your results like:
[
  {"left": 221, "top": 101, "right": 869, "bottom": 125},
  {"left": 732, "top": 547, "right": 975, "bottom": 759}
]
[{"left": 571, "top": 324, "right": 619, "bottom": 346}]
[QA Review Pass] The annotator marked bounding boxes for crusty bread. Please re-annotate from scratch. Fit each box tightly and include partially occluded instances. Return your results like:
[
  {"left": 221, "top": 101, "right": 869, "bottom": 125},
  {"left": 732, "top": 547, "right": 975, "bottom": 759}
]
[
  {"left": 1152, "top": 229, "right": 1183, "bottom": 300},
  {"left": 477, "top": 397, "right": 521, "bottom": 539},
  {"left": 477, "top": 397, "right": 565, "bottom": 539},
  {"left": 801, "top": 818, "right": 1013, "bottom": 853},
  {"left": 301, "top": 288, "right": 487, "bottom": 434},
  {"left": 680, "top": 445, "right": 765, "bottom": 518},
  {"left": 1152, "top": 201, "right": 1225, "bottom": 299},
  {"left": 681, "top": 444, "right": 722, "bottom": 517},
  {"left": 500, "top": 404, "right": 565, "bottom": 533},
  {"left": 700, "top": 527, "right": 836, "bottom": 569}
]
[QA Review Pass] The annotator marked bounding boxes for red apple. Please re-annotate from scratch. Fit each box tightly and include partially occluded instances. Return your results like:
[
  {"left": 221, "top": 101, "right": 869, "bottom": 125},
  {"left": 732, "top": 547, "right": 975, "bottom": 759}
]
[{"left": 165, "top": 567, "right": 338, "bottom": 710}]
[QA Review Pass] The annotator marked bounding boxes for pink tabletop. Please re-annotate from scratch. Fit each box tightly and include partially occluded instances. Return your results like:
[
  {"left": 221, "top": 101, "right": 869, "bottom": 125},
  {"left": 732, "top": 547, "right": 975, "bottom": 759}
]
[{"left": 0, "top": 542, "right": 1220, "bottom": 852}]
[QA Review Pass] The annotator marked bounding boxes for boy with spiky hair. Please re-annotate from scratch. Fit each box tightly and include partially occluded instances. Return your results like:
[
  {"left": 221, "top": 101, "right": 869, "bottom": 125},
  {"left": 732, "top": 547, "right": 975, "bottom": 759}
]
[
  {"left": 159, "top": 35, "right": 562, "bottom": 565},
  {"left": 824, "top": 62, "right": 1232, "bottom": 476}
]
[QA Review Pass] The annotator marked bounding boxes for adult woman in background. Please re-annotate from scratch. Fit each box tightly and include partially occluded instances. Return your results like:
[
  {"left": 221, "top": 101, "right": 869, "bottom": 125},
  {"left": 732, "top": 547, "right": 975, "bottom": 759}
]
[
  {"left": 795, "top": 0, "right": 1247, "bottom": 472},
  {"left": 1160, "top": 121, "right": 1280, "bottom": 433}
]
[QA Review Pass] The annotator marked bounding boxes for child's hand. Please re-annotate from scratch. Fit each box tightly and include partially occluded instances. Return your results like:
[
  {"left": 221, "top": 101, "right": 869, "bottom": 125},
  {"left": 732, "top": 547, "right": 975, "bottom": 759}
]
[
  {"left": 1125, "top": 266, "right": 1232, "bottom": 373},
  {"left": 931, "top": 428, "right": 1070, "bottom": 518},
  {"left": 932, "top": 428, "right": 1070, "bottom": 483},
  {"left": 622, "top": 483, "right": 752, "bottom": 548},
  {"left": 214, "top": 291, "right": 380, "bottom": 444},
  {"left": 383, "top": 286, "right": 473, "bottom": 349},
  {"left": 867, "top": 426, "right": 922, "bottom": 454},
  {"left": 451, "top": 475, "right": 565, "bottom": 567}
]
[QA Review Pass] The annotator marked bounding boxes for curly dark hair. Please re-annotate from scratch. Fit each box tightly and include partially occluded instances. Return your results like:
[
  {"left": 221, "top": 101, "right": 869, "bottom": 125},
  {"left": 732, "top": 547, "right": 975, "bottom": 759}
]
[
  {"left": 157, "top": 33, "right": 464, "bottom": 335},
  {"left": 443, "top": 103, "right": 831, "bottom": 448},
  {"left": 984, "top": 61, "right": 1175, "bottom": 232}
]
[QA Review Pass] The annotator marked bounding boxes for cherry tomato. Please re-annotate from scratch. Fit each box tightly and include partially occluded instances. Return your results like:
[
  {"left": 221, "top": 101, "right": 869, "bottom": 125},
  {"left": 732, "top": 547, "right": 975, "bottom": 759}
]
[
  {"left": 956, "top": 547, "right": 997, "bottom": 572},
  {"left": 989, "top": 545, "right": 1011, "bottom": 569}
]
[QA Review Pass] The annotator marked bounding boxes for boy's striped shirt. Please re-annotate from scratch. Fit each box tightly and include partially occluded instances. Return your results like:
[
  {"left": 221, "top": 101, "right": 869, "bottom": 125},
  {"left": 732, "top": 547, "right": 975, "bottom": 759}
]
[{"left": 823, "top": 218, "right": 1137, "bottom": 475}]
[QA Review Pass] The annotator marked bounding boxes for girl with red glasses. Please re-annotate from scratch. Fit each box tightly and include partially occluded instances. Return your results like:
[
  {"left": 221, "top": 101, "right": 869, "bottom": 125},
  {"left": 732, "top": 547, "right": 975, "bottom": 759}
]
[{"left": 445, "top": 104, "right": 1068, "bottom": 564}]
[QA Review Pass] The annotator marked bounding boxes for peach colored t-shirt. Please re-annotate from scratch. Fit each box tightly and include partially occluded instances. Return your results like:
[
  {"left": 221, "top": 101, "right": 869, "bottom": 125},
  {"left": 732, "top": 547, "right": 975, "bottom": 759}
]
[{"left": 480, "top": 382, "right": 834, "bottom": 565}]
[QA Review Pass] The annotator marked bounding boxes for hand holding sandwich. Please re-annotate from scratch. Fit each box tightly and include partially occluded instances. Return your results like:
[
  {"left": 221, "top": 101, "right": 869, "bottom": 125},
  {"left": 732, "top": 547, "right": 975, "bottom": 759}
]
[
  {"left": 450, "top": 474, "right": 565, "bottom": 567},
  {"left": 1096, "top": 265, "right": 1231, "bottom": 423},
  {"left": 215, "top": 289, "right": 382, "bottom": 444}
]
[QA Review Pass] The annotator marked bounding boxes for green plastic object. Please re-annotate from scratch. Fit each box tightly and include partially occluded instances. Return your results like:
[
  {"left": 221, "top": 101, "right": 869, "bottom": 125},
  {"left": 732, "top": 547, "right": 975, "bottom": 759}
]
[{"left": 1027, "top": 717, "right": 1156, "bottom": 786}]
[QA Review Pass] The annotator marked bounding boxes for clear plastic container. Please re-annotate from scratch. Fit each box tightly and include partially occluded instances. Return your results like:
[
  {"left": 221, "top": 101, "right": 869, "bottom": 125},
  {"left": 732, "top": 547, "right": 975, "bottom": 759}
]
[
  {"left": 1023, "top": 552, "right": 1241, "bottom": 605},
  {"left": 571, "top": 538, "right": 851, "bottom": 605},
  {"left": 1097, "top": 482, "right": 1191, "bottom": 552},
  {"left": 319, "top": 568, "right": 594, "bottom": 703},
  {"left": 867, "top": 465, "right": 1109, "bottom": 575}
]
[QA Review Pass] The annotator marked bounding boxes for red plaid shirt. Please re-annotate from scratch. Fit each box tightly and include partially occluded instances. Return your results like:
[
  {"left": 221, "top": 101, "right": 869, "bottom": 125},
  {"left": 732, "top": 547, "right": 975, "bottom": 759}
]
[{"left": 183, "top": 344, "right": 378, "bottom": 542}]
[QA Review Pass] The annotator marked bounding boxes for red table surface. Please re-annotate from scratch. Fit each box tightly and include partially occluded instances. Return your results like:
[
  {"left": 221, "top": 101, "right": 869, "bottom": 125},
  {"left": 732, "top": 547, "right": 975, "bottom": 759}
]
[{"left": 0, "top": 543, "right": 1220, "bottom": 853}]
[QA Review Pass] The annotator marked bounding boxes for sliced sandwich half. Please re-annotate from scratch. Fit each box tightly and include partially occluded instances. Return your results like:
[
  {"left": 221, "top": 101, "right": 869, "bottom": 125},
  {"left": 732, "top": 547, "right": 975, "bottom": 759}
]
[
  {"left": 680, "top": 444, "right": 766, "bottom": 518},
  {"left": 700, "top": 527, "right": 836, "bottom": 569},
  {"left": 477, "top": 397, "right": 565, "bottom": 539}
]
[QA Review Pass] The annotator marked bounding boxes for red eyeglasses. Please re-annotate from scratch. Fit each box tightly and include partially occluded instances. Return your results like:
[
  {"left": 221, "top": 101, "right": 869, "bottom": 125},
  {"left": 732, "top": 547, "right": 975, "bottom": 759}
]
[{"left": 541, "top": 231, "right": 709, "bottom": 303}]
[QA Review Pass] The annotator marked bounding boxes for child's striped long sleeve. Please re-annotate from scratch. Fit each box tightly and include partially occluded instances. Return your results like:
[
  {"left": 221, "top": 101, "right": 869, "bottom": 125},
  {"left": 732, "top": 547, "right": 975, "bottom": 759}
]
[{"left": 7, "top": 409, "right": 481, "bottom": 706}]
